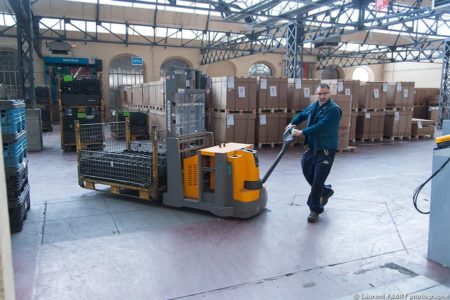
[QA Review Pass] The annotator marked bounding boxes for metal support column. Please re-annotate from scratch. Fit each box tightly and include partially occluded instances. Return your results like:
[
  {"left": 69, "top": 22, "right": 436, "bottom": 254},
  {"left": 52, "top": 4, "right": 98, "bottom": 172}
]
[
  {"left": 8, "top": 0, "right": 36, "bottom": 107},
  {"left": 284, "top": 21, "right": 304, "bottom": 78},
  {"left": 439, "top": 39, "right": 450, "bottom": 127}
]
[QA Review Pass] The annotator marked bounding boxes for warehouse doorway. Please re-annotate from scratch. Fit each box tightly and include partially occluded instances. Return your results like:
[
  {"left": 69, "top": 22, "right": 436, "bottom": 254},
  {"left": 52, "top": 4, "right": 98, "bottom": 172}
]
[
  {"left": 352, "top": 67, "right": 373, "bottom": 82},
  {"left": 321, "top": 67, "right": 340, "bottom": 79},
  {"left": 160, "top": 58, "right": 190, "bottom": 77},
  {"left": 0, "top": 48, "right": 19, "bottom": 98},
  {"left": 249, "top": 63, "right": 272, "bottom": 77},
  {"left": 109, "top": 55, "right": 145, "bottom": 111}
]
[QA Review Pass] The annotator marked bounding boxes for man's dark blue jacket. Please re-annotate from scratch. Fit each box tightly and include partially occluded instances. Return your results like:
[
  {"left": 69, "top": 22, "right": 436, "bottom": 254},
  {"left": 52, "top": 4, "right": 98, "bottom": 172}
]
[{"left": 290, "top": 99, "right": 342, "bottom": 152}]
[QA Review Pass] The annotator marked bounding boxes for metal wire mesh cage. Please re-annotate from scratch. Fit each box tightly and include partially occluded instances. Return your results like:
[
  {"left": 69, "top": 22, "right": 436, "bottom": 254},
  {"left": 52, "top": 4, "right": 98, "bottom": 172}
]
[{"left": 77, "top": 121, "right": 167, "bottom": 188}]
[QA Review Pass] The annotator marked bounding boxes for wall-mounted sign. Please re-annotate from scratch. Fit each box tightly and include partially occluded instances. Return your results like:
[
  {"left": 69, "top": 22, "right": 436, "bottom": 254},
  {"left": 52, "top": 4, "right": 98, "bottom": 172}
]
[{"left": 131, "top": 57, "right": 143, "bottom": 65}]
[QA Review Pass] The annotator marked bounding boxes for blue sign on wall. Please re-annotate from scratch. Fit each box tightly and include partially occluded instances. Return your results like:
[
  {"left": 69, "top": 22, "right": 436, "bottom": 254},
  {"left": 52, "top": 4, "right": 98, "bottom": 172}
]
[
  {"left": 131, "top": 57, "right": 143, "bottom": 65},
  {"left": 43, "top": 56, "right": 96, "bottom": 65}
]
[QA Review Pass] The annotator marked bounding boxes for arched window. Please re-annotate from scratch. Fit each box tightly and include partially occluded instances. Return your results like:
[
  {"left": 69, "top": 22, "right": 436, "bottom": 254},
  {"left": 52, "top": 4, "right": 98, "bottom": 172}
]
[
  {"left": 352, "top": 67, "right": 370, "bottom": 82},
  {"left": 0, "top": 48, "right": 19, "bottom": 98},
  {"left": 321, "top": 68, "right": 340, "bottom": 79},
  {"left": 248, "top": 63, "right": 272, "bottom": 77},
  {"left": 160, "top": 59, "right": 190, "bottom": 77},
  {"left": 109, "top": 55, "right": 145, "bottom": 109}
]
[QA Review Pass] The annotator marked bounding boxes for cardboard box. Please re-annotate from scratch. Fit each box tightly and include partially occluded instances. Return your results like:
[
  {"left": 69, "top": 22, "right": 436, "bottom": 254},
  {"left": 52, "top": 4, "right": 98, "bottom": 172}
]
[
  {"left": 256, "top": 112, "right": 287, "bottom": 144},
  {"left": 428, "top": 106, "right": 440, "bottom": 124},
  {"left": 387, "top": 82, "right": 415, "bottom": 108},
  {"left": 349, "top": 110, "right": 358, "bottom": 141},
  {"left": 322, "top": 80, "right": 360, "bottom": 110},
  {"left": 211, "top": 77, "right": 257, "bottom": 110},
  {"left": 413, "top": 105, "right": 428, "bottom": 119},
  {"left": 356, "top": 111, "right": 385, "bottom": 140},
  {"left": 132, "top": 84, "right": 143, "bottom": 106},
  {"left": 414, "top": 88, "right": 440, "bottom": 105},
  {"left": 148, "top": 109, "right": 166, "bottom": 130},
  {"left": 257, "top": 78, "right": 288, "bottom": 109},
  {"left": 333, "top": 95, "right": 352, "bottom": 128},
  {"left": 384, "top": 110, "right": 413, "bottom": 137},
  {"left": 212, "top": 111, "right": 256, "bottom": 144},
  {"left": 411, "top": 118, "right": 435, "bottom": 137},
  {"left": 359, "top": 82, "right": 388, "bottom": 110},
  {"left": 338, "top": 127, "right": 350, "bottom": 150},
  {"left": 120, "top": 86, "right": 132, "bottom": 105},
  {"left": 287, "top": 79, "right": 320, "bottom": 111}
]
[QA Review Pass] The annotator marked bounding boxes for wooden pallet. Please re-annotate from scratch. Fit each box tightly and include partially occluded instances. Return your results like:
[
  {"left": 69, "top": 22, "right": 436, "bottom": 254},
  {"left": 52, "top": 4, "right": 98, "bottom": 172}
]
[
  {"left": 81, "top": 177, "right": 154, "bottom": 201},
  {"left": 213, "top": 108, "right": 257, "bottom": 114},
  {"left": 411, "top": 135, "right": 434, "bottom": 140},
  {"left": 257, "top": 108, "right": 288, "bottom": 113},
  {"left": 386, "top": 136, "right": 411, "bottom": 141},
  {"left": 358, "top": 108, "right": 386, "bottom": 112},
  {"left": 257, "top": 142, "right": 283, "bottom": 149},
  {"left": 130, "top": 135, "right": 149, "bottom": 141},
  {"left": 337, "top": 146, "right": 356, "bottom": 153},
  {"left": 357, "top": 137, "right": 384, "bottom": 143},
  {"left": 385, "top": 107, "right": 414, "bottom": 112}
]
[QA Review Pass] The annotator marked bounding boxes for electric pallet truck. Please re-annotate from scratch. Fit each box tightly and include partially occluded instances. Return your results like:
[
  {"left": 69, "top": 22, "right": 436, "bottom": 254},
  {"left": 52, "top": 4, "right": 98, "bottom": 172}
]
[{"left": 163, "top": 124, "right": 295, "bottom": 219}]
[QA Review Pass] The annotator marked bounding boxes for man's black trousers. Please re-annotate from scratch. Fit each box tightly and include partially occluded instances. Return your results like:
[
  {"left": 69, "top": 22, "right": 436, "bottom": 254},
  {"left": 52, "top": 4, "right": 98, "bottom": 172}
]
[{"left": 301, "top": 149, "right": 336, "bottom": 214}]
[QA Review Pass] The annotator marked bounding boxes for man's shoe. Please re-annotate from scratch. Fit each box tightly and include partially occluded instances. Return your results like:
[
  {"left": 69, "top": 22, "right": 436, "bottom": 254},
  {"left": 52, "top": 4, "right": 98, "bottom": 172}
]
[
  {"left": 320, "top": 189, "right": 334, "bottom": 207},
  {"left": 307, "top": 212, "right": 319, "bottom": 223}
]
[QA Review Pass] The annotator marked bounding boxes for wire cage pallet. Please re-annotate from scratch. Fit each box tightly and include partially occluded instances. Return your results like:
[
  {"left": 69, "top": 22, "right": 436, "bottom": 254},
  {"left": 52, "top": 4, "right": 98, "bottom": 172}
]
[{"left": 76, "top": 120, "right": 167, "bottom": 201}]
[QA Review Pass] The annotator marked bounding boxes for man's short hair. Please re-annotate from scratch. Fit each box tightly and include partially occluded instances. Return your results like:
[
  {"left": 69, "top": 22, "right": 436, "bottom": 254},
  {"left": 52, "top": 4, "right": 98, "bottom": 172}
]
[{"left": 317, "top": 83, "right": 330, "bottom": 90}]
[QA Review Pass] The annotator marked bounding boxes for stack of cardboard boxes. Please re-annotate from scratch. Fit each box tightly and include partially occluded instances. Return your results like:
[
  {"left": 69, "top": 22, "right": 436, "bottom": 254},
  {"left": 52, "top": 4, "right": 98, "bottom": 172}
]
[
  {"left": 210, "top": 76, "right": 257, "bottom": 144},
  {"left": 286, "top": 79, "right": 319, "bottom": 145},
  {"left": 356, "top": 82, "right": 388, "bottom": 141},
  {"left": 322, "top": 80, "right": 360, "bottom": 144},
  {"left": 384, "top": 82, "right": 415, "bottom": 139},
  {"left": 413, "top": 88, "right": 440, "bottom": 125},
  {"left": 256, "top": 78, "right": 288, "bottom": 147},
  {"left": 122, "top": 81, "right": 166, "bottom": 132},
  {"left": 411, "top": 118, "right": 436, "bottom": 138},
  {"left": 333, "top": 95, "right": 352, "bottom": 150}
]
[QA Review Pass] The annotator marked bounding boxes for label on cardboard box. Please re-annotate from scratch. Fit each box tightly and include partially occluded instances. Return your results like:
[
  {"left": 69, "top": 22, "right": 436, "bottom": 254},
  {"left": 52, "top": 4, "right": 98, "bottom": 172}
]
[
  {"left": 226, "top": 114, "right": 234, "bottom": 126},
  {"left": 260, "top": 114, "right": 267, "bottom": 125},
  {"left": 396, "top": 82, "right": 402, "bottom": 92},
  {"left": 337, "top": 81, "right": 344, "bottom": 92},
  {"left": 260, "top": 78, "right": 267, "bottom": 89},
  {"left": 394, "top": 112, "right": 400, "bottom": 123},
  {"left": 429, "top": 106, "right": 439, "bottom": 111},
  {"left": 227, "top": 77, "right": 235, "bottom": 89},
  {"left": 270, "top": 86, "right": 277, "bottom": 97},
  {"left": 178, "top": 88, "right": 185, "bottom": 94},
  {"left": 304, "top": 87, "right": 311, "bottom": 98},
  {"left": 238, "top": 86, "right": 246, "bottom": 98},
  {"left": 295, "top": 79, "right": 301, "bottom": 89},
  {"left": 345, "top": 88, "right": 351, "bottom": 96},
  {"left": 373, "top": 88, "right": 380, "bottom": 99},
  {"left": 418, "top": 121, "right": 423, "bottom": 129},
  {"left": 365, "top": 113, "right": 371, "bottom": 119},
  {"left": 403, "top": 89, "right": 409, "bottom": 98},
  {"left": 383, "top": 82, "right": 388, "bottom": 92}
]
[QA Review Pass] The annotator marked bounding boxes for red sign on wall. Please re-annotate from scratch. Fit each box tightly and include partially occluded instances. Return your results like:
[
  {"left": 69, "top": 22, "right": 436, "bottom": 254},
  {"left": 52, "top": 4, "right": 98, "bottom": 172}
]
[{"left": 376, "top": 0, "right": 389, "bottom": 11}]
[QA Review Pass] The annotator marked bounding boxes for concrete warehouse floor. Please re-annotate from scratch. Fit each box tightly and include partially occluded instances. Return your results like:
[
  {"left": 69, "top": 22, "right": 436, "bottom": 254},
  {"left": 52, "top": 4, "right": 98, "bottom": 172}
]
[{"left": 10, "top": 126, "right": 450, "bottom": 300}]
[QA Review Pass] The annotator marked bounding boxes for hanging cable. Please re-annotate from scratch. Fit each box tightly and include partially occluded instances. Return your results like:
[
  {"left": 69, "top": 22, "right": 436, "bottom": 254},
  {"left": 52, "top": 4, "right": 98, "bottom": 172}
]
[{"left": 413, "top": 156, "right": 450, "bottom": 214}]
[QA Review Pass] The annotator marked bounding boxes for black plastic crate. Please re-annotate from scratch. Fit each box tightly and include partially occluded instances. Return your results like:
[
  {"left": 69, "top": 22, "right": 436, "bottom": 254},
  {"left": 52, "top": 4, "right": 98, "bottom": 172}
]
[
  {"left": 9, "top": 184, "right": 30, "bottom": 233},
  {"left": 5, "top": 158, "right": 28, "bottom": 197},
  {"left": 8, "top": 181, "right": 30, "bottom": 209},
  {"left": 35, "top": 86, "right": 49, "bottom": 98},
  {"left": 61, "top": 79, "right": 101, "bottom": 96},
  {"left": 61, "top": 94, "right": 101, "bottom": 106}
]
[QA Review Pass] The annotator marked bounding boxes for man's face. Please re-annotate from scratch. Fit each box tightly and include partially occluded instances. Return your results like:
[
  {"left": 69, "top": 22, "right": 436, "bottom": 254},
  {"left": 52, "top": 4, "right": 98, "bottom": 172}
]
[{"left": 316, "top": 87, "right": 330, "bottom": 104}]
